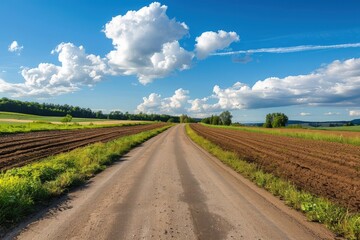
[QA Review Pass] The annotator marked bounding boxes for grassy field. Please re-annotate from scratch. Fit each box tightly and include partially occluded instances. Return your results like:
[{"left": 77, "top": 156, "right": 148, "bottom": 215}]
[
  {"left": 314, "top": 125, "right": 360, "bottom": 132},
  {"left": 0, "top": 111, "right": 106, "bottom": 123},
  {"left": 0, "top": 112, "right": 151, "bottom": 134},
  {"left": 186, "top": 124, "right": 360, "bottom": 240},
  {"left": 0, "top": 125, "right": 171, "bottom": 227},
  {"left": 201, "top": 123, "right": 360, "bottom": 146},
  {"left": 0, "top": 121, "right": 151, "bottom": 134}
]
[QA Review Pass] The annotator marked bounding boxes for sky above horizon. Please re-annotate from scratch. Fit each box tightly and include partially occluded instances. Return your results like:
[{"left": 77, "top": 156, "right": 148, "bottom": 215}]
[{"left": 1, "top": 0, "right": 360, "bottom": 122}]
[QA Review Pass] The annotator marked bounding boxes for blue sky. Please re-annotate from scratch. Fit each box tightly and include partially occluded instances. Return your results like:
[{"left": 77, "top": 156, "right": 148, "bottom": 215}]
[{"left": 1, "top": 0, "right": 360, "bottom": 122}]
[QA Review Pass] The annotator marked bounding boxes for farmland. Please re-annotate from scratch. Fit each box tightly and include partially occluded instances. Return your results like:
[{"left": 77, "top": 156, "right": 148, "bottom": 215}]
[
  {"left": 190, "top": 123, "right": 360, "bottom": 212},
  {"left": 0, "top": 124, "right": 171, "bottom": 228},
  {"left": 204, "top": 124, "right": 360, "bottom": 146},
  {"left": 0, "top": 111, "right": 107, "bottom": 123},
  {"left": 0, "top": 111, "right": 152, "bottom": 134},
  {"left": 0, "top": 123, "right": 167, "bottom": 171}
]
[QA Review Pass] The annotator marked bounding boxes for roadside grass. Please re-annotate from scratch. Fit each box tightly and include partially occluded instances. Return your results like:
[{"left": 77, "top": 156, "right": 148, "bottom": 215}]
[
  {"left": 0, "top": 121, "right": 150, "bottom": 135},
  {"left": 0, "top": 125, "right": 171, "bottom": 227},
  {"left": 186, "top": 124, "right": 360, "bottom": 240},
  {"left": 201, "top": 123, "right": 360, "bottom": 146}
]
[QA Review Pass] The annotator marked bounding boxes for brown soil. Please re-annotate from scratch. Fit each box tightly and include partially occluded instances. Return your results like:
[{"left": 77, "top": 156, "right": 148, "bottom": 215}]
[
  {"left": 190, "top": 124, "right": 360, "bottom": 211},
  {"left": 0, "top": 123, "right": 166, "bottom": 171}
]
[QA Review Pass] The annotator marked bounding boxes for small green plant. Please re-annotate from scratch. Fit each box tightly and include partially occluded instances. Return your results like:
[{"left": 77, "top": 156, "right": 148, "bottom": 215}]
[{"left": 61, "top": 114, "right": 73, "bottom": 123}]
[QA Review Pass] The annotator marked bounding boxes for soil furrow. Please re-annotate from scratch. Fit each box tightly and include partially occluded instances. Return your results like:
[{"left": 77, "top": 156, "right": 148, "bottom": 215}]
[
  {"left": 199, "top": 127, "right": 359, "bottom": 179},
  {"left": 203, "top": 127, "right": 359, "bottom": 167},
  {"left": 0, "top": 123, "right": 166, "bottom": 171},
  {"left": 190, "top": 124, "right": 360, "bottom": 211}
]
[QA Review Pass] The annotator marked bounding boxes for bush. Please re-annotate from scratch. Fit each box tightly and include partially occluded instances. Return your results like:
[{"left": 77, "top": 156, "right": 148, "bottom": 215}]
[{"left": 61, "top": 114, "right": 72, "bottom": 123}]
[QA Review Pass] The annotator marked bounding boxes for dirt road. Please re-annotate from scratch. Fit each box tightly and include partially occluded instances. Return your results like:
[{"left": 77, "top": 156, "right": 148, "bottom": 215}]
[{"left": 7, "top": 125, "right": 334, "bottom": 240}]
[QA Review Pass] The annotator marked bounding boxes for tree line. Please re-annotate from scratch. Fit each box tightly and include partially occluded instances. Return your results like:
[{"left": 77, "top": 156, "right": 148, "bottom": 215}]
[
  {"left": 201, "top": 111, "right": 233, "bottom": 126},
  {"left": 0, "top": 97, "right": 181, "bottom": 122},
  {"left": 263, "top": 112, "right": 288, "bottom": 128}
]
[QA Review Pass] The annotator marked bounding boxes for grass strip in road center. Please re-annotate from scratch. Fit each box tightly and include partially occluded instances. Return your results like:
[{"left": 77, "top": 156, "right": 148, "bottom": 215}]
[
  {"left": 0, "top": 125, "right": 171, "bottom": 229},
  {"left": 186, "top": 124, "right": 360, "bottom": 240}
]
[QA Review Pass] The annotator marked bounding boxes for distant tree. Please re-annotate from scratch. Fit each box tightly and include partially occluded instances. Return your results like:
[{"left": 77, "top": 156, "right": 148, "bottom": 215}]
[
  {"left": 61, "top": 114, "right": 73, "bottom": 123},
  {"left": 180, "top": 114, "right": 195, "bottom": 123},
  {"left": 95, "top": 111, "right": 106, "bottom": 119},
  {"left": 219, "top": 111, "right": 233, "bottom": 126},
  {"left": 231, "top": 122, "right": 243, "bottom": 127},
  {"left": 273, "top": 113, "right": 288, "bottom": 127},
  {"left": 167, "top": 118, "right": 175, "bottom": 123},
  {"left": 211, "top": 115, "right": 221, "bottom": 125},
  {"left": 264, "top": 112, "right": 288, "bottom": 128},
  {"left": 0, "top": 97, "right": 181, "bottom": 123},
  {"left": 264, "top": 113, "right": 273, "bottom": 128},
  {"left": 201, "top": 117, "right": 211, "bottom": 124}
]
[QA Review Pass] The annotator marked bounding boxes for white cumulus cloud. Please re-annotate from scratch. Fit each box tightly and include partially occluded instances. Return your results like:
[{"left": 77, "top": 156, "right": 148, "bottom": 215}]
[
  {"left": 189, "top": 58, "right": 360, "bottom": 112},
  {"left": 1, "top": 3, "right": 241, "bottom": 97},
  {"left": 136, "top": 57, "right": 360, "bottom": 116},
  {"left": 300, "top": 112, "right": 311, "bottom": 116},
  {"left": 0, "top": 42, "right": 108, "bottom": 97},
  {"left": 195, "top": 30, "right": 239, "bottom": 59},
  {"left": 349, "top": 110, "right": 360, "bottom": 117},
  {"left": 8, "top": 41, "right": 24, "bottom": 54},
  {"left": 137, "top": 88, "right": 189, "bottom": 114},
  {"left": 104, "top": 2, "right": 193, "bottom": 84}
]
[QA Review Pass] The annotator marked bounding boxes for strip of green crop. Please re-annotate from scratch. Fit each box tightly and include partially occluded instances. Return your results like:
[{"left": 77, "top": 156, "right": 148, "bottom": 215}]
[
  {"left": 0, "top": 121, "right": 150, "bottom": 135},
  {"left": 0, "top": 125, "right": 171, "bottom": 227},
  {"left": 201, "top": 123, "right": 360, "bottom": 146},
  {"left": 186, "top": 124, "right": 360, "bottom": 240},
  {"left": 0, "top": 111, "right": 106, "bottom": 122}
]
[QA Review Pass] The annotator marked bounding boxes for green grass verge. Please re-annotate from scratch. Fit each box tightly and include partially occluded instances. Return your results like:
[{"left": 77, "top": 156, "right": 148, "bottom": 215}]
[
  {"left": 201, "top": 123, "right": 360, "bottom": 146},
  {"left": 0, "top": 125, "right": 171, "bottom": 226},
  {"left": 0, "top": 121, "right": 150, "bottom": 135},
  {"left": 186, "top": 124, "right": 360, "bottom": 240}
]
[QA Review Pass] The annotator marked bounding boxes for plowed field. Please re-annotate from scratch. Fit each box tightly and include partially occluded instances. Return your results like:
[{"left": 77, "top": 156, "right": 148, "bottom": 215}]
[
  {"left": 190, "top": 124, "right": 360, "bottom": 211},
  {"left": 0, "top": 123, "right": 166, "bottom": 171}
]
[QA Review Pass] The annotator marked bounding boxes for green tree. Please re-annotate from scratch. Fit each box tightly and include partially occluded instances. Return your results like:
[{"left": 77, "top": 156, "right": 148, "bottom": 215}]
[
  {"left": 180, "top": 114, "right": 195, "bottom": 123},
  {"left": 264, "top": 113, "right": 273, "bottom": 128},
  {"left": 201, "top": 117, "right": 211, "bottom": 124},
  {"left": 219, "top": 111, "right": 233, "bottom": 126},
  {"left": 211, "top": 115, "right": 221, "bottom": 125},
  {"left": 264, "top": 112, "right": 288, "bottom": 128}
]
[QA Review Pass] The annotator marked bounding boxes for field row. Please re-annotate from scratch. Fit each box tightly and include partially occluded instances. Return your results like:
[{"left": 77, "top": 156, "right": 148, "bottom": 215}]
[
  {"left": 190, "top": 124, "right": 360, "bottom": 211},
  {"left": 0, "top": 123, "right": 167, "bottom": 171}
]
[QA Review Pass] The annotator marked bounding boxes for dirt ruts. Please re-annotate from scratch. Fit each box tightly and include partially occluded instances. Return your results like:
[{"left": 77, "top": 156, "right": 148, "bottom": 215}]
[
  {"left": 0, "top": 123, "right": 166, "bottom": 171},
  {"left": 190, "top": 124, "right": 360, "bottom": 212}
]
